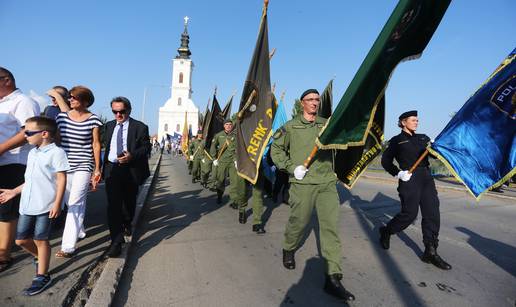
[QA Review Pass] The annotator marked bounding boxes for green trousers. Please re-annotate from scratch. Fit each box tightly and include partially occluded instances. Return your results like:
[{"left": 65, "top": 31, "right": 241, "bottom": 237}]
[
  {"left": 200, "top": 159, "right": 212, "bottom": 185},
  {"left": 215, "top": 161, "right": 246, "bottom": 206},
  {"left": 249, "top": 171, "right": 265, "bottom": 225},
  {"left": 192, "top": 158, "right": 201, "bottom": 180},
  {"left": 284, "top": 181, "right": 342, "bottom": 275}
]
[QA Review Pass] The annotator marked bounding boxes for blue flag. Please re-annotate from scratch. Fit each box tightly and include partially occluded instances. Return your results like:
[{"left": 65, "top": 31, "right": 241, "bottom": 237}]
[
  {"left": 262, "top": 99, "right": 288, "bottom": 183},
  {"left": 429, "top": 48, "right": 516, "bottom": 199}
]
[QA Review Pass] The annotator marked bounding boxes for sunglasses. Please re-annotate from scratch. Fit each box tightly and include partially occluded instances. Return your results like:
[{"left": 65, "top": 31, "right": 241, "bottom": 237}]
[
  {"left": 69, "top": 95, "right": 79, "bottom": 101},
  {"left": 112, "top": 109, "right": 127, "bottom": 115},
  {"left": 24, "top": 130, "right": 44, "bottom": 137}
]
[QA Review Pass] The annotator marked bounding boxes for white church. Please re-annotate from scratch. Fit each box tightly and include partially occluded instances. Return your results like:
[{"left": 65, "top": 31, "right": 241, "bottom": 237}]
[{"left": 158, "top": 16, "right": 199, "bottom": 142}]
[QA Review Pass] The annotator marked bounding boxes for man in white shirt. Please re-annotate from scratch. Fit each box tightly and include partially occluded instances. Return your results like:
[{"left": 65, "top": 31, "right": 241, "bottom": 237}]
[{"left": 0, "top": 67, "right": 40, "bottom": 271}]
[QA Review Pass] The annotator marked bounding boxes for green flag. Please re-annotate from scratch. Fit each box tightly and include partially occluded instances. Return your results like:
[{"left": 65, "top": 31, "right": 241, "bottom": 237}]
[
  {"left": 317, "top": 79, "right": 333, "bottom": 119},
  {"left": 221, "top": 95, "right": 233, "bottom": 120},
  {"left": 235, "top": 2, "right": 275, "bottom": 184},
  {"left": 315, "top": 0, "right": 451, "bottom": 188},
  {"left": 203, "top": 95, "right": 224, "bottom": 160}
]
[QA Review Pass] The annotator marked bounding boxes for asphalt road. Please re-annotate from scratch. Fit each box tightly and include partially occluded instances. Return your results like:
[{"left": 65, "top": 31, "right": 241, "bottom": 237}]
[{"left": 113, "top": 154, "right": 516, "bottom": 307}]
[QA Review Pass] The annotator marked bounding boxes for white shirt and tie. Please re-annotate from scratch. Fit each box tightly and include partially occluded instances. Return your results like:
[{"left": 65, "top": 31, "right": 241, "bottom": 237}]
[{"left": 108, "top": 120, "right": 130, "bottom": 163}]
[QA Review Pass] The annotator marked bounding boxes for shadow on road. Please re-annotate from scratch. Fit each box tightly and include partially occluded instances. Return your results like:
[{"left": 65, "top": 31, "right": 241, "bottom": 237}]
[
  {"left": 113, "top": 158, "right": 226, "bottom": 306},
  {"left": 456, "top": 226, "right": 516, "bottom": 278},
  {"left": 281, "top": 257, "right": 349, "bottom": 307},
  {"left": 339, "top": 185, "right": 426, "bottom": 306}
]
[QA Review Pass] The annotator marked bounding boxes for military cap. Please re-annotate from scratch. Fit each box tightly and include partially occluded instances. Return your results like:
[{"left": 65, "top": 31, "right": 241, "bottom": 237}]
[
  {"left": 300, "top": 89, "right": 319, "bottom": 100},
  {"left": 398, "top": 110, "right": 418, "bottom": 120}
]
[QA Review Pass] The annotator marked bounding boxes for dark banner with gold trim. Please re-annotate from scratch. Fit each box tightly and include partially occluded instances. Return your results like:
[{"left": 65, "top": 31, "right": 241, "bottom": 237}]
[{"left": 235, "top": 4, "right": 275, "bottom": 184}]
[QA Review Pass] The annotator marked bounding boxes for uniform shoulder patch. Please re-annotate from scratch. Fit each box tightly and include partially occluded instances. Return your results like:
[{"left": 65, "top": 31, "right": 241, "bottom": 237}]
[{"left": 273, "top": 127, "right": 286, "bottom": 139}]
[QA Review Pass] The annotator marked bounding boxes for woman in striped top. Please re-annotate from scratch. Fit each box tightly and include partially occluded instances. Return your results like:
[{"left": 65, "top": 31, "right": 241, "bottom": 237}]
[{"left": 52, "top": 86, "right": 102, "bottom": 258}]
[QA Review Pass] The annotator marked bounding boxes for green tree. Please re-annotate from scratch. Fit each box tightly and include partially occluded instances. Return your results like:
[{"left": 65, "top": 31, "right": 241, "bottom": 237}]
[{"left": 291, "top": 98, "right": 302, "bottom": 118}]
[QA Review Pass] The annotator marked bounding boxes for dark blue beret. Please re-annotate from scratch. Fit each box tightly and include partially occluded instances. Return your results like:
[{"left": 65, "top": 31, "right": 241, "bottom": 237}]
[
  {"left": 399, "top": 110, "right": 418, "bottom": 120},
  {"left": 300, "top": 89, "right": 319, "bottom": 100}
]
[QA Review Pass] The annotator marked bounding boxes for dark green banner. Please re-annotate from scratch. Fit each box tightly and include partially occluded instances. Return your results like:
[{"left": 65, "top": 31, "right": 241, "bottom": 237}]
[
  {"left": 315, "top": 0, "right": 450, "bottom": 187},
  {"left": 317, "top": 0, "right": 451, "bottom": 150},
  {"left": 221, "top": 95, "right": 233, "bottom": 120},
  {"left": 203, "top": 95, "right": 224, "bottom": 159},
  {"left": 235, "top": 5, "right": 275, "bottom": 184},
  {"left": 317, "top": 79, "right": 333, "bottom": 119}
]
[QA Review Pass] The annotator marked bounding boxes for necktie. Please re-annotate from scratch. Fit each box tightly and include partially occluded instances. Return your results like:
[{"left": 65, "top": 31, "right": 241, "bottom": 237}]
[{"left": 116, "top": 123, "right": 124, "bottom": 156}]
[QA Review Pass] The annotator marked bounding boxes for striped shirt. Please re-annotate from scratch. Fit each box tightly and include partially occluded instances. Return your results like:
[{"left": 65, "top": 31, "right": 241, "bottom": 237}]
[{"left": 56, "top": 112, "right": 102, "bottom": 173}]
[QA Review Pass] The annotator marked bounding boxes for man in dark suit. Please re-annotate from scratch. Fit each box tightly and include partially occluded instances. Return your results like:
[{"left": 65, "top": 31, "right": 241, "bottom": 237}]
[{"left": 102, "top": 96, "right": 150, "bottom": 257}]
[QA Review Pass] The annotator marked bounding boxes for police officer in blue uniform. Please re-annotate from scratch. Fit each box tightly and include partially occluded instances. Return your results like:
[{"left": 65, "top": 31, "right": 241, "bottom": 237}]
[{"left": 379, "top": 110, "right": 451, "bottom": 270}]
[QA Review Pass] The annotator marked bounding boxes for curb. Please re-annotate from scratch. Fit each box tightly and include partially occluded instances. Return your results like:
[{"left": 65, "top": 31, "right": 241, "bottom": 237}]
[
  {"left": 85, "top": 153, "right": 162, "bottom": 307},
  {"left": 361, "top": 174, "right": 516, "bottom": 201}
]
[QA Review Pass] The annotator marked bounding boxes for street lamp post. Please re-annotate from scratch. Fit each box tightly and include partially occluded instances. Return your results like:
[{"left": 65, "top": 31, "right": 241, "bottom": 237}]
[{"left": 141, "top": 84, "right": 170, "bottom": 123}]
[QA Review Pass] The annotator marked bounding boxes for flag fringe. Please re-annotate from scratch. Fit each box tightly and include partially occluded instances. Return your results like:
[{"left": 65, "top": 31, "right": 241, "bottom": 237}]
[{"left": 427, "top": 147, "right": 516, "bottom": 201}]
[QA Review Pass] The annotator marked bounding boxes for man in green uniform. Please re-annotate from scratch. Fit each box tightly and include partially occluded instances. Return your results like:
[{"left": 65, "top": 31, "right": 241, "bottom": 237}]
[
  {"left": 188, "top": 131, "right": 204, "bottom": 183},
  {"left": 200, "top": 150, "right": 212, "bottom": 188},
  {"left": 210, "top": 120, "right": 246, "bottom": 213},
  {"left": 187, "top": 136, "right": 195, "bottom": 175},
  {"left": 270, "top": 89, "right": 355, "bottom": 302}
]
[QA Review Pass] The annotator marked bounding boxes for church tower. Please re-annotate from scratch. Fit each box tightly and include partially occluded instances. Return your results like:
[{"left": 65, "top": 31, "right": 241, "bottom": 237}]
[{"left": 158, "top": 16, "right": 199, "bottom": 142}]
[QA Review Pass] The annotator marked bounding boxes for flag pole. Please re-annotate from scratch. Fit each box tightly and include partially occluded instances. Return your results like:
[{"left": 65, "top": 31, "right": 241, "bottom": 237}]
[
  {"left": 237, "top": 89, "right": 257, "bottom": 119},
  {"left": 409, "top": 149, "right": 429, "bottom": 173},
  {"left": 303, "top": 145, "right": 319, "bottom": 168},
  {"left": 269, "top": 48, "right": 276, "bottom": 60}
]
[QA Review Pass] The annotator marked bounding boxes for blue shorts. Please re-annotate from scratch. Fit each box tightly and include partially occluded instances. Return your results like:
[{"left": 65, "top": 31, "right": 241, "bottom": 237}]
[{"left": 16, "top": 213, "right": 53, "bottom": 241}]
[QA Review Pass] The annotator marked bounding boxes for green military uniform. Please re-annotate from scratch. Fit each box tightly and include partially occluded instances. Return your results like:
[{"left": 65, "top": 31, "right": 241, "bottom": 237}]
[
  {"left": 210, "top": 130, "right": 246, "bottom": 206},
  {"left": 200, "top": 149, "right": 212, "bottom": 187},
  {"left": 251, "top": 170, "right": 266, "bottom": 225},
  {"left": 187, "top": 139, "right": 194, "bottom": 174},
  {"left": 188, "top": 138, "right": 204, "bottom": 182},
  {"left": 270, "top": 114, "right": 341, "bottom": 275}
]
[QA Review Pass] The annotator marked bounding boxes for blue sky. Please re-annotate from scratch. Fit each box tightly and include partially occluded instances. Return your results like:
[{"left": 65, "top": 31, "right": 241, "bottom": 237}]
[{"left": 1, "top": 0, "right": 515, "bottom": 139}]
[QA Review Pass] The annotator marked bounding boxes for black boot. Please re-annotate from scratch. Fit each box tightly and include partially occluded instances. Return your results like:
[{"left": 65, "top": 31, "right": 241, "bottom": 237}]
[
  {"left": 239, "top": 211, "right": 247, "bottom": 224},
  {"left": 421, "top": 243, "right": 452, "bottom": 270},
  {"left": 324, "top": 274, "right": 356, "bottom": 302},
  {"left": 192, "top": 178, "right": 196, "bottom": 183},
  {"left": 230, "top": 203, "right": 238, "bottom": 210},
  {"left": 252, "top": 224, "right": 266, "bottom": 234},
  {"left": 216, "top": 190, "right": 223, "bottom": 204},
  {"left": 379, "top": 226, "right": 391, "bottom": 250},
  {"left": 282, "top": 249, "right": 295, "bottom": 270}
]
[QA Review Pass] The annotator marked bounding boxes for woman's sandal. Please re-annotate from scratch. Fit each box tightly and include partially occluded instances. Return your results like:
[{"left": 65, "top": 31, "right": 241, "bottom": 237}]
[
  {"left": 55, "top": 250, "right": 73, "bottom": 259},
  {"left": 0, "top": 258, "right": 13, "bottom": 272}
]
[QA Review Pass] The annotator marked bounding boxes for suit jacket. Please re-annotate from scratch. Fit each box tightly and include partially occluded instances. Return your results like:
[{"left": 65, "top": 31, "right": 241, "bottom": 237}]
[{"left": 102, "top": 117, "right": 151, "bottom": 185}]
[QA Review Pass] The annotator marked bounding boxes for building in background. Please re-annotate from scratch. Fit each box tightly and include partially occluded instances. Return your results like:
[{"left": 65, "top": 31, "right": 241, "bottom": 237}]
[{"left": 158, "top": 16, "right": 199, "bottom": 142}]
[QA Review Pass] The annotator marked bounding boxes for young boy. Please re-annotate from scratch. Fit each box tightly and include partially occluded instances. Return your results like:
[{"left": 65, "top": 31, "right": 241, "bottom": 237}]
[{"left": 0, "top": 116, "right": 69, "bottom": 296}]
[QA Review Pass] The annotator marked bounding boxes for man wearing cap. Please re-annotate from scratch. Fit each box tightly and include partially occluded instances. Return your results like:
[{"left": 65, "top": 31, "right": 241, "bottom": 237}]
[
  {"left": 210, "top": 119, "right": 247, "bottom": 215},
  {"left": 380, "top": 110, "right": 451, "bottom": 270},
  {"left": 188, "top": 131, "right": 204, "bottom": 183},
  {"left": 271, "top": 89, "right": 355, "bottom": 302}
]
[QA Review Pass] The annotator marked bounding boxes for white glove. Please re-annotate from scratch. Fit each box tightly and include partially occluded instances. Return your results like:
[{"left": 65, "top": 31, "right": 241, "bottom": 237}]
[
  {"left": 234, "top": 160, "right": 238, "bottom": 168},
  {"left": 271, "top": 165, "right": 277, "bottom": 172},
  {"left": 189, "top": 155, "right": 194, "bottom": 160},
  {"left": 397, "top": 170, "right": 412, "bottom": 182},
  {"left": 201, "top": 159, "right": 205, "bottom": 163},
  {"left": 213, "top": 159, "right": 219, "bottom": 166},
  {"left": 294, "top": 165, "right": 308, "bottom": 180}
]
